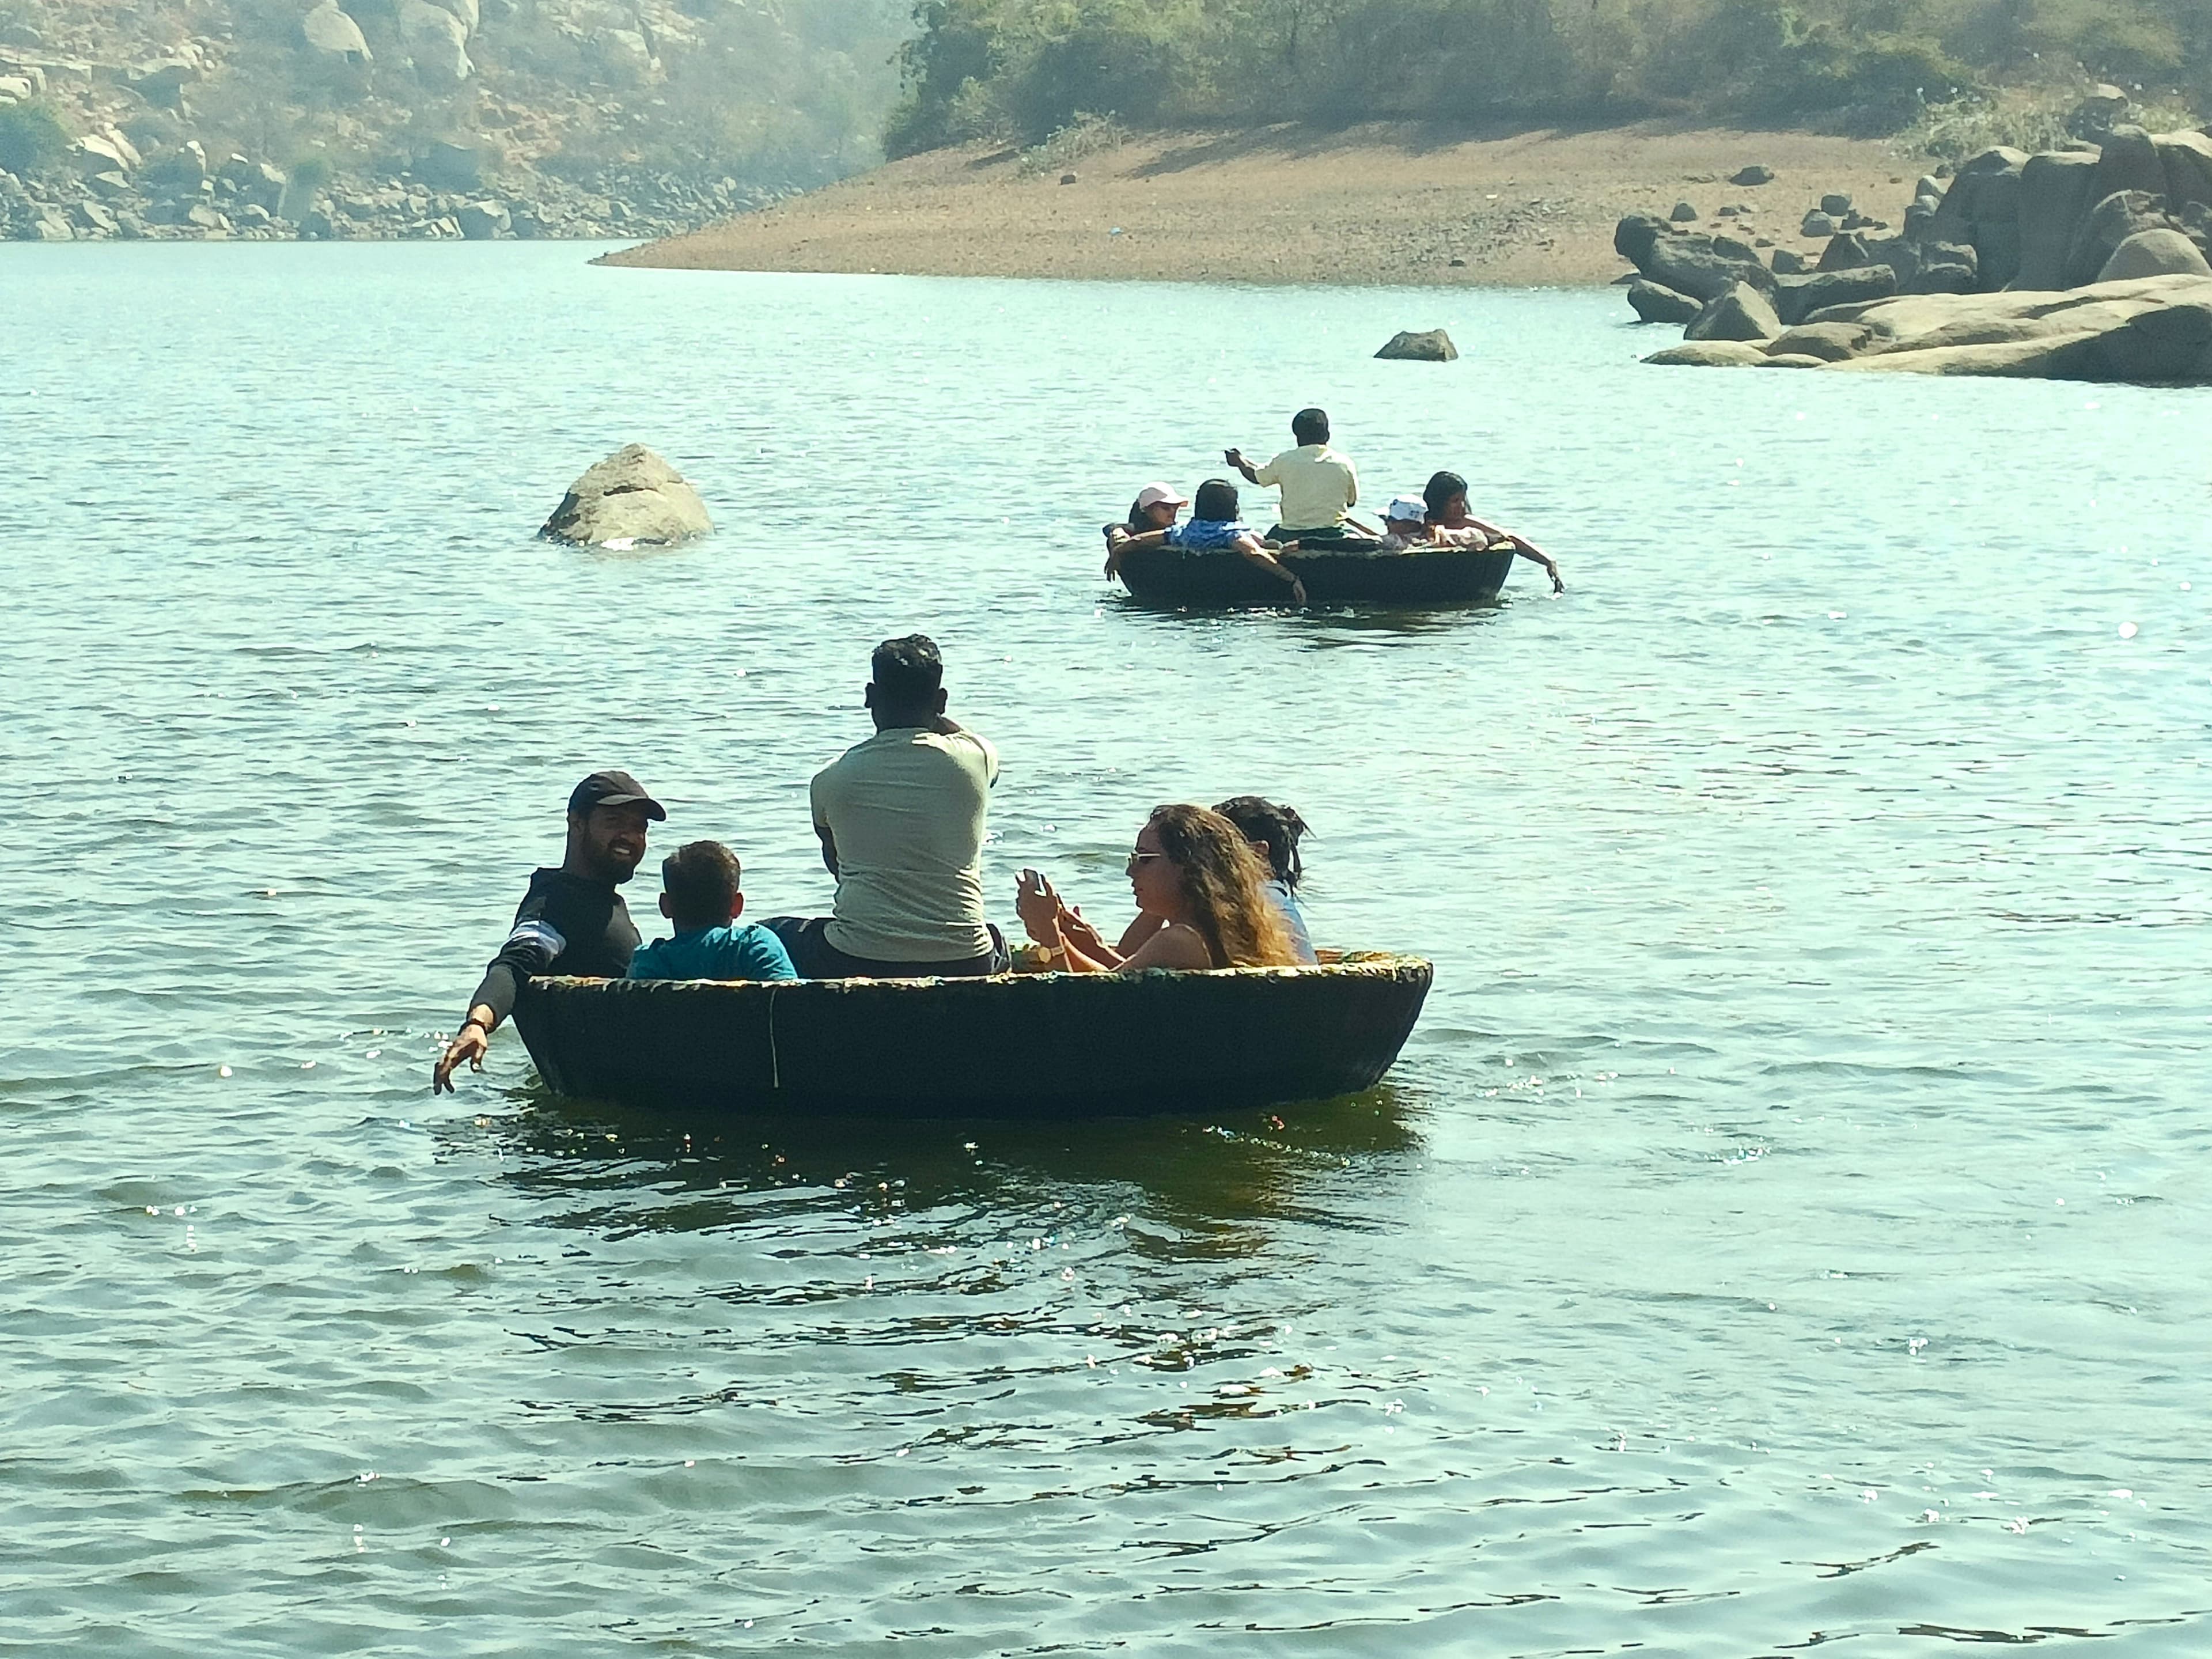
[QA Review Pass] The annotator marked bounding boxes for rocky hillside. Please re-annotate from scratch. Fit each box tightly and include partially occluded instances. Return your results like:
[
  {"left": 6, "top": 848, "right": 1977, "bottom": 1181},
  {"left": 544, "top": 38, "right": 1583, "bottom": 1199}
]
[{"left": 0, "top": 0, "right": 905, "bottom": 241}]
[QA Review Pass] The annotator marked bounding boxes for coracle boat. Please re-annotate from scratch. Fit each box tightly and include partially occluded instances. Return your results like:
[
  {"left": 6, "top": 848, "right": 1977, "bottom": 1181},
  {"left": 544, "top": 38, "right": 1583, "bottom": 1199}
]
[
  {"left": 1115, "top": 539, "right": 1518, "bottom": 608},
  {"left": 512, "top": 954, "right": 1433, "bottom": 1118}
]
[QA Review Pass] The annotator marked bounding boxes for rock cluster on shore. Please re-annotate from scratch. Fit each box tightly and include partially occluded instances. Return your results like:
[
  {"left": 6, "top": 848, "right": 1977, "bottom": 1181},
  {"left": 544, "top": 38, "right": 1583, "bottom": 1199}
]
[
  {"left": 1615, "top": 88, "right": 2212, "bottom": 381},
  {"left": 0, "top": 145, "right": 787, "bottom": 244}
]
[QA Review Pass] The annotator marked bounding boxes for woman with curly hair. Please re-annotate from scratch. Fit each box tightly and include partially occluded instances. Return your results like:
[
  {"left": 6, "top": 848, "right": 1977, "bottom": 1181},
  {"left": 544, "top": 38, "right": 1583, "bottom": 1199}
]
[{"left": 1014, "top": 804, "right": 1298, "bottom": 972}]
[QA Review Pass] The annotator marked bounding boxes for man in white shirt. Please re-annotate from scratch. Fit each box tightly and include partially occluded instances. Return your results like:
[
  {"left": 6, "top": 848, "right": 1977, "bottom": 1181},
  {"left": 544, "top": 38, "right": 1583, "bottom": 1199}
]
[
  {"left": 767, "top": 635, "right": 1006, "bottom": 978},
  {"left": 1225, "top": 408, "right": 1366, "bottom": 542}
]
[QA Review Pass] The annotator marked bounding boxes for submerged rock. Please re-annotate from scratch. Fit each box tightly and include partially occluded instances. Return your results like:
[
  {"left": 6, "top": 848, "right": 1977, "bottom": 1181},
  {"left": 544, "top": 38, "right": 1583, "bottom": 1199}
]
[
  {"left": 1374, "top": 328, "right": 1458, "bottom": 361},
  {"left": 541, "top": 446, "right": 713, "bottom": 547},
  {"left": 1627, "top": 279, "right": 1699, "bottom": 324},
  {"left": 1643, "top": 340, "right": 1770, "bottom": 367}
]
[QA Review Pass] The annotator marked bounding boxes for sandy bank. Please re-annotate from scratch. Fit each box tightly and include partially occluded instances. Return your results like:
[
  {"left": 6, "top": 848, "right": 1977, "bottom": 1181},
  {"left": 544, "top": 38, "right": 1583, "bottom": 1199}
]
[{"left": 603, "top": 122, "right": 1924, "bottom": 287}]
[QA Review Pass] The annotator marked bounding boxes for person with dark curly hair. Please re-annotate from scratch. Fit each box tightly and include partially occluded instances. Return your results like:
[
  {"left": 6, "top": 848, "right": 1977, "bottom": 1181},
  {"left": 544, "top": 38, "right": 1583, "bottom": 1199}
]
[{"left": 1014, "top": 804, "right": 1298, "bottom": 973}]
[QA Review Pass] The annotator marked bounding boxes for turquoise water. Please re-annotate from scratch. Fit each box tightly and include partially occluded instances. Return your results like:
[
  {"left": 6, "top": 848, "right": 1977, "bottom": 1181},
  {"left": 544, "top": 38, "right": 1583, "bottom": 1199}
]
[{"left": 3, "top": 242, "right": 2208, "bottom": 1654}]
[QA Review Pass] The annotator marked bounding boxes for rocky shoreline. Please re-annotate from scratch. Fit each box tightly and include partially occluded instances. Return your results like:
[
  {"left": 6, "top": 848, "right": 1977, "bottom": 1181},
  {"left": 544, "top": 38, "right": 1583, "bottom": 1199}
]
[
  {"left": 1614, "top": 88, "right": 2212, "bottom": 381},
  {"left": 0, "top": 127, "right": 785, "bottom": 244}
]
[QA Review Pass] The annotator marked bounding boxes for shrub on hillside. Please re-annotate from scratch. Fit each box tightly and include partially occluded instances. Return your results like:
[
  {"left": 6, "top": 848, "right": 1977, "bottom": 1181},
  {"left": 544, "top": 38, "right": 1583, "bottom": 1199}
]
[{"left": 0, "top": 99, "right": 69, "bottom": 175}]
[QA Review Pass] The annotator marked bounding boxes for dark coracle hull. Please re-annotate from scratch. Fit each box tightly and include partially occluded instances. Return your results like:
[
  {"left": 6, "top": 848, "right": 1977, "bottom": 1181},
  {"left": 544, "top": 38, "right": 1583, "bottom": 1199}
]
[
  {"left": 512, "top": 956, "right": 1433, "bottom": 1119},
  {"left": 1116, "top": 541, "right": 1516, "bottom": 608}
]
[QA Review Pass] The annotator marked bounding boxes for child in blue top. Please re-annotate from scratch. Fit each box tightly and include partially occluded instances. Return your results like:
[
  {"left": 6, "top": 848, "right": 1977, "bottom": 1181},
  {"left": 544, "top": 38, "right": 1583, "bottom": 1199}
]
[{"left": 627, "top": 840, "right": 799, "bottom": 982}]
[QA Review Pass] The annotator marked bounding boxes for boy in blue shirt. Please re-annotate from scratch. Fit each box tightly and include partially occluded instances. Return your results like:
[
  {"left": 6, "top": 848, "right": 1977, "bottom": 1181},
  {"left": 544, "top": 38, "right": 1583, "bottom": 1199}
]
[{"left": 626, "top": 840, "right": 799, "bottom": 982}]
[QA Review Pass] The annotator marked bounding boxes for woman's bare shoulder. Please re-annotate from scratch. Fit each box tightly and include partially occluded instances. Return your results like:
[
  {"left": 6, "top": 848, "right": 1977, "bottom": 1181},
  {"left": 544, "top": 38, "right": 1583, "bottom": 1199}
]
[{"left": 1122, "top": 922, "right": 1215, "bottom": 971}]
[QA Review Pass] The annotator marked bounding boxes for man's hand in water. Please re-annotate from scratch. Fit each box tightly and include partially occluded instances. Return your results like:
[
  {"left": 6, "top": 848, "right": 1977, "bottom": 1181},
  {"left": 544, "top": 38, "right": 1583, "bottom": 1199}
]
[{"left": 433, "top": 1020, "right": 490, "bottom": 1092}]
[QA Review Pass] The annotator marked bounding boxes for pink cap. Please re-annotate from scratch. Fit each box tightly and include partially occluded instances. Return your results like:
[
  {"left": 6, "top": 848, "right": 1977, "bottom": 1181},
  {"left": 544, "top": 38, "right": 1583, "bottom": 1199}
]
[{"left": 1135, "top": 483, "right": 1188, "bottom": 511}]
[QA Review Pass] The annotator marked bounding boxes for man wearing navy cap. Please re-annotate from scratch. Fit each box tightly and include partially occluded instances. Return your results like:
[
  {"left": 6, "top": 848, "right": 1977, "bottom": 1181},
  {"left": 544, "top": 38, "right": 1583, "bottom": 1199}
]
[{"left": 433, "top": 769, "right": 666, "bottom": 1092}]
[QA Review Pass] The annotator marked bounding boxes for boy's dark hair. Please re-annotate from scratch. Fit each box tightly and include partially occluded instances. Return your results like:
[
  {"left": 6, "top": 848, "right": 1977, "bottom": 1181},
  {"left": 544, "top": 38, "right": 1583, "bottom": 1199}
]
[
  {"left": 1423, "top": 470, "right": 1468, "bottom": 517},
  {"left": 1291, "top": 407, "right": 1330, "bottom": 445},
  {"left": 662, "top": 840, "right": 741, "bottom": 929},
  {"left": 1192, "top": 478, "right": 1240, "bottom": 521},
  {"left": 870, "top": 634, "right": 944, "bottom": 705},
  {"left": 1214, "top": 796, "right": 1312, "bottom": 889}
]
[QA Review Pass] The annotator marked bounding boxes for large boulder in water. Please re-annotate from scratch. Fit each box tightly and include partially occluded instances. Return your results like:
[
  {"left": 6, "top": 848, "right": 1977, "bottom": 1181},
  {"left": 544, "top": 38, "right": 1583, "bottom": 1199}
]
[
  {"left": 2099, "top": 228, "right": 2212, "bottom": 282},
  {"left": 1627, "top": 279, "right": 1699, "bottom": 323},
  {"left": 1374, "top": 328, "right": 1457, "bottom": 361},
  {"left": 541, "top": 446, "right": 713, "bottom": 547},
  {"left": 1642, "top": 340, "right": 1770, "bottom": 367}
]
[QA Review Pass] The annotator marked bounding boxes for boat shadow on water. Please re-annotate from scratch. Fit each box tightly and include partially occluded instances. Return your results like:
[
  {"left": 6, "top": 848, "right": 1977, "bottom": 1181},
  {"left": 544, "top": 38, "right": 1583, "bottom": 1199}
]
[
  {"left": 461, "top": 1075, "right": 1430, "bottom": 1248},
  {"left": 1102, "top": 590, "right": 1513, "bottom": 646}
]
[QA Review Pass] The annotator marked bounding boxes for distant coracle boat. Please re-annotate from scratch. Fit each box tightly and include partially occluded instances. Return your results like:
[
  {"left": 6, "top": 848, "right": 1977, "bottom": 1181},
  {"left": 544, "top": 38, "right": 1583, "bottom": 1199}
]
[
  {"left": 512, "top": 954, "right": 1433, "bottom": 1118},
  {"left": 1115, "top": 539, "right": 1518, "bottom": 608}
]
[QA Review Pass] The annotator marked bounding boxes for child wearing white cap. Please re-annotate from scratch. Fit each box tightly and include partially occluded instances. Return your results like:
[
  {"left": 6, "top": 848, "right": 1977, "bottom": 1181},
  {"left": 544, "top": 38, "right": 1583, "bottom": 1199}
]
[{"left": 1377, "top": 495, "right": 1446, "bottom": 552}]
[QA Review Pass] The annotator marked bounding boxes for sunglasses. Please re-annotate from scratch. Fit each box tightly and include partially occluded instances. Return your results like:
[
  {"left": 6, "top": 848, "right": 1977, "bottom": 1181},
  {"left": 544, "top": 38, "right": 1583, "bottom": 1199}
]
[{"left": 1126, "top": 849, "right": 1166, "bottom": 869}]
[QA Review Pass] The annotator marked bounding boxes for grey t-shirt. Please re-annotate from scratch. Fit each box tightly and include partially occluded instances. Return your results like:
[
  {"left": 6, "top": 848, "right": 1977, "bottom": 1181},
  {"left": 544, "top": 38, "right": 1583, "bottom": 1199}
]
[{"left": 810, "top": 725, "right": 998, "bottom": 960}]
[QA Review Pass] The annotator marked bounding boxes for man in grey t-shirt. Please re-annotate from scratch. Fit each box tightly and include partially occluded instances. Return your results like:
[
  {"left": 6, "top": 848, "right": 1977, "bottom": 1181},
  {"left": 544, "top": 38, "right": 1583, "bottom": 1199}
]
[{"left": 766, "top": 635, "right": 1006, "bottom": 978}]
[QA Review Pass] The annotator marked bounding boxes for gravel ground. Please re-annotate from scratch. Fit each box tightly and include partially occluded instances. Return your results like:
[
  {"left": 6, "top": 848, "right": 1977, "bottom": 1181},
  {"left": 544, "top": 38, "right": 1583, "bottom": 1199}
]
[{"left": 603, "top": 120, "right": 1929, "bottom": 287}]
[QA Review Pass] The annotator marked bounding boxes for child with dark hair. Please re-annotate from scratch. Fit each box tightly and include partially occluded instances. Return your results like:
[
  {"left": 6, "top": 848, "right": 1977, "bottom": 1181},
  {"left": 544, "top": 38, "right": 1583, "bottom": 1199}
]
[
  {"left": 626, "top": 840, "right": 798, "bottom": 982},
  {"left": 1104, "top": 478, "right": 1308, "bottom": 605},
  {"left": 1213, "top": 795, "right": 1319, "bottom": 963}
]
